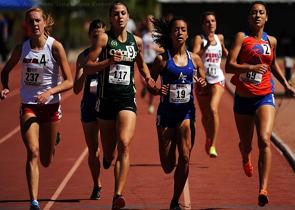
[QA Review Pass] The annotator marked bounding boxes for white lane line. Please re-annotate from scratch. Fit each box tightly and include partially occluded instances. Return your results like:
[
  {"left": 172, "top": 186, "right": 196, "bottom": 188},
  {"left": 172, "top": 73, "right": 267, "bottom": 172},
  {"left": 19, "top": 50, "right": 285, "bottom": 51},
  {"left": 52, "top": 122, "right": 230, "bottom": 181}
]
[
  {"left": 0, "top": 91, "right": 73, "bottom": 145},
  {"left": 0, "top": 126, "right": 20, "bottom": 144},
  {"left": 43, "top": 147, "right": 88, "bottom": 210},
  {"left": 183, "top": 178, "right": 191, "bottom": 209}
]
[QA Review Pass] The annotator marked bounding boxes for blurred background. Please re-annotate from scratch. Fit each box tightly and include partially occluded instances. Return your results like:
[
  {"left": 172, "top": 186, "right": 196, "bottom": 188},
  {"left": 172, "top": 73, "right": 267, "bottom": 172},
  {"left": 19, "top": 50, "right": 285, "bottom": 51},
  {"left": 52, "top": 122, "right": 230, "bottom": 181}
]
[{"left": 0, "top": 0, "right": 295, "bottom": 60}]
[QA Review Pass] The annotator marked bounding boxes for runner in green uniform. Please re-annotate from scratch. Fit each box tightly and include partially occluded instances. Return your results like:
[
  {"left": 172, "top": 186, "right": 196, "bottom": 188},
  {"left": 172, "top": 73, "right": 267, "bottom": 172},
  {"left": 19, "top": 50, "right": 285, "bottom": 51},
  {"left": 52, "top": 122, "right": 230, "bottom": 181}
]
[{"left": 83, "top": 1, "right": 155, "bottom": 209}]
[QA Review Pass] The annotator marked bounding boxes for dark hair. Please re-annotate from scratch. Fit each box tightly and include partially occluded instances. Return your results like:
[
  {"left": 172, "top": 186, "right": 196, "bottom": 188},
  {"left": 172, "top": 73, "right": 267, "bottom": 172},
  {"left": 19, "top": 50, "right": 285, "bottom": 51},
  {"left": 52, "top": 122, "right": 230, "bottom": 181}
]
[
  {"left": 248, "top": 1, "right": 269, "bottom": 15},
  {"left": 152, "top": 17, "right": 188, "bottom": 50},
  {"left": 88, "top": 19, "right": 105, "bottom": 35},
  {"left": 200, "top": 11, "right": 216, "bottom": 24},
  {"left": 109, "top": 1, "right": 129, "bottom": 17}
]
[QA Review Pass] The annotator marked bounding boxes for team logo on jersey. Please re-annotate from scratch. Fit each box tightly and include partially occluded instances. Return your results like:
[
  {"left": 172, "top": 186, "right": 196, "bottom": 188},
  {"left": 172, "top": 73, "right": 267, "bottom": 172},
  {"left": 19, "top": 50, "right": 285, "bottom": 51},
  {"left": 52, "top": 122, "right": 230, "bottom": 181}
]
[
  {"left": 252, "top": 44, "right": 264, "bottom": 55},
  {"left": 109, "top": 46, "right": 137, "bottom": 62},
  {"left": 205, "top": 52, "right": 220, "bottom": 63},
  {"left": 178, "top": 72, "right": 187, "bottom": 83},
  {"left": 23, "top": 54, "right": 47, "bottom": 66},
  {"left": 111, "top": 40, "right": 118, "bottom": 47}
]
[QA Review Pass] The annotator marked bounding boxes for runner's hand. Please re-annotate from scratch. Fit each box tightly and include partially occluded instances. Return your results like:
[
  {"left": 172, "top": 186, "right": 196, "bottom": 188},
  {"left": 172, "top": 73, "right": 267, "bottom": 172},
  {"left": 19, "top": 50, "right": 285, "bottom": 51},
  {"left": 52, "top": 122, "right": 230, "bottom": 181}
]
[{"left": 145, "top": 77, "right": 155, "bottom": 89}]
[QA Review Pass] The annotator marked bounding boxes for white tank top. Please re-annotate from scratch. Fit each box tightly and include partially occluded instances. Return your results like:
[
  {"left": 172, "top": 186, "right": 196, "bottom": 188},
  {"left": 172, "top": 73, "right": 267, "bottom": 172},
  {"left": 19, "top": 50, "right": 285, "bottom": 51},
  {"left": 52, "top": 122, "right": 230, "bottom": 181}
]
[
  {"left": 20, "top": 36, "right": 61, "bottom": 104},
  {"left": 201, "top": 34, "right": 224, "bottom": 84}
]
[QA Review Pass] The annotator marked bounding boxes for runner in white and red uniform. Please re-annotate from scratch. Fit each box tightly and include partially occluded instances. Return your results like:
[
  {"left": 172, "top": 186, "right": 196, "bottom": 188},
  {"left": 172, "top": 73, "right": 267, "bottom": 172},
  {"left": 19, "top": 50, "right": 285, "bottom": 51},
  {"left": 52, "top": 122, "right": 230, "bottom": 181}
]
[
  {"left": 0, "top": 8, "right": 73, "bottom": 210},
  {"left": 192, "top": 11, "right": 228, "bottom": 158}
]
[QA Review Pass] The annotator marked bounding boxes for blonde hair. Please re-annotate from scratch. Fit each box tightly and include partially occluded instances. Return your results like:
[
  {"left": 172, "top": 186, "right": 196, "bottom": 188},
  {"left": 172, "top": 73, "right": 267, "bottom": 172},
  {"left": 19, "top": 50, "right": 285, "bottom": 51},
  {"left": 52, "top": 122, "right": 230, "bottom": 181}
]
[{"left": 25, "top": 7, "right": 54, "bottom": 36}]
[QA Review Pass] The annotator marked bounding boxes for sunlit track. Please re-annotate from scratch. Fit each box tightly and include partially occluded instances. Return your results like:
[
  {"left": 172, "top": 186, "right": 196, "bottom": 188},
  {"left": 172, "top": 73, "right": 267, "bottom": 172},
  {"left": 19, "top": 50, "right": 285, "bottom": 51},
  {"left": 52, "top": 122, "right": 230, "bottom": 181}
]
[
  {"left": 0, "top": 126, "right": 20, "bottom": 144},
  {"left": 43, "top": 148, "right": 88, "bottom": 210},
  {"left": 1, "top": 65, "right": 295, "bottom": 210}
]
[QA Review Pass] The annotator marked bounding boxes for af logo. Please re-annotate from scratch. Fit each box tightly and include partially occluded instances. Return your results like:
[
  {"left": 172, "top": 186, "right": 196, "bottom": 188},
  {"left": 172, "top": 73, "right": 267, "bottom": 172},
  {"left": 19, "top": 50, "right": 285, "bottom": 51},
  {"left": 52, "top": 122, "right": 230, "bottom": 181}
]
[
  {"left": 178, "top": 72, "right": 187, "bottom": 83},
  {"left": 111, "top": 40, "right": 118, "bottom": 47},
  {"left": 130, "top": 41, "right": 135, "bottom": 46}
]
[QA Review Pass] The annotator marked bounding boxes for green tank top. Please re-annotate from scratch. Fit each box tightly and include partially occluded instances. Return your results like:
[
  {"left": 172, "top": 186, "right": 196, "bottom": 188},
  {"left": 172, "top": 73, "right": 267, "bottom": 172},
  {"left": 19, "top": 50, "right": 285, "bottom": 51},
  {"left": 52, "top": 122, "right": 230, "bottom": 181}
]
[{"left": 99, "top": 31, "right": 138, "bottom": 100}]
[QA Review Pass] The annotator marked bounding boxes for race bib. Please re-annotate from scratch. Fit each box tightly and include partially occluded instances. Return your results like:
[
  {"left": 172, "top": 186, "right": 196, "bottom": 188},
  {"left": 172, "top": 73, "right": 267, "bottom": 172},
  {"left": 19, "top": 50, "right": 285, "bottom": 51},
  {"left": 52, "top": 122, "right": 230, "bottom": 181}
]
[
  {"left": 23, "top": 67, "right": 43, "bottom": 86},
  {"left": 169, "top": 84, "right": 191, "bottom": 103},
  {"left": 89, "top": 79, "right": 98, "bottom": 94},
  {"left": 109, "top": 64, "right": 131, "bottom": 85},
  {"left": 205, "top": 63, "right": 219, "bottom": 77},
  {"left": 239, "top": 72, "right": 262, "bottom": 84}
]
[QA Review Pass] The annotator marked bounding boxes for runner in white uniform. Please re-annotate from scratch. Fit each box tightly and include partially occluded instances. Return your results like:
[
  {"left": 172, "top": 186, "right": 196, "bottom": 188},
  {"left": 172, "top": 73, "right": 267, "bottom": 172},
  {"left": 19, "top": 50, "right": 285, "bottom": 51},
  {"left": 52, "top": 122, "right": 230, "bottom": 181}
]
[
  {"left": 192, "top": 11, "right": 228, "bottom": 158},
  {"left": 0, "top": 8, "right": 73, "bottom": 210}
]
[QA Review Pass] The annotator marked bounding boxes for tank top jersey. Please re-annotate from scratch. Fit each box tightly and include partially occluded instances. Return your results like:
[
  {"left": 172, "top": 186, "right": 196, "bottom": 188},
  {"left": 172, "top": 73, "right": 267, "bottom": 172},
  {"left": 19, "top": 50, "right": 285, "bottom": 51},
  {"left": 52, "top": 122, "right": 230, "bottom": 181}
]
[
  {"left": 20, "top": 36, "right": 61, "bottom": 104},
  {"left": 159, "top": 50, "right": 194, "bottom": 108},
  {"left": 230, "top": 32, "right": 274, "bottom": 95},
  {"left": 98, "top": 31, "right": 138, "bottom": 100},
  {"left": 81, "top": 48, "right": 99, "bottom": 104},
  {"left": 201, "top": 34, "right": 224, "bottom": 84}
]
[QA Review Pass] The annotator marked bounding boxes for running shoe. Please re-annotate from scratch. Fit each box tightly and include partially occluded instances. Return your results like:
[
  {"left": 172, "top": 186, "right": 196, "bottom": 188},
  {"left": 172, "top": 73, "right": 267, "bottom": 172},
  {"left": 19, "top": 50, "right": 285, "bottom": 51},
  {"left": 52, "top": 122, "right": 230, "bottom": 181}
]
[
  {"left": 103, "top": 157, "right": 111, "bottom": 169},
  {"left": 243, "top": 159, "right": 254, "bottom": 177},
  {"left": 170, "top": 199, "right": 182, "bottom": 210},
  {"left": 90, "top": 186, "right": 102, "bottom": 200},
  {"left": 258, "top": 190, "right": 269, "bottom": 206},
  {"left": 209, "top": 146, "right": 218, "bottom": 158},
  {"left": 30, "top": 200, "right": 40, "bottom": 210},
  {"left": 112, "top": 195, "right": 126, "bottom": 209}
]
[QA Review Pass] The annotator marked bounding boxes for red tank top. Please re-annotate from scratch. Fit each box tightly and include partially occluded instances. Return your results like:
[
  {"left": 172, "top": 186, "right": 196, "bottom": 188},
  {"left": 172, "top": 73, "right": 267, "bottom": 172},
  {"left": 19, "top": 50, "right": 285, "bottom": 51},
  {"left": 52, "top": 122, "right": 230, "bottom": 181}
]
[{"left": 231, "top": 32, "right": 274, "bottom": 96}]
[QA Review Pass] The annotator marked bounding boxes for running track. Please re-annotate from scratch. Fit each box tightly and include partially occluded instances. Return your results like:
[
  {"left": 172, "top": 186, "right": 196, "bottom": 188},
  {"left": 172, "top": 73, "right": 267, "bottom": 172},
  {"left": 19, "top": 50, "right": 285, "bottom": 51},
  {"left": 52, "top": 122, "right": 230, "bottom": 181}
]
[{"left": 0, "top": 64, "right": 294, "bottom": 210}]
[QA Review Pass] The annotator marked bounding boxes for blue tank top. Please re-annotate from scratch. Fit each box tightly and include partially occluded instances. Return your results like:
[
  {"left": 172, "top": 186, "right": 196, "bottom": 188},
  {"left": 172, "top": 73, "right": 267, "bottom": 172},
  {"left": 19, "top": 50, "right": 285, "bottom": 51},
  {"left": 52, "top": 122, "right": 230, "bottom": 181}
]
[{"left": 160, "top": 50, "right": 194, "bottom": 108}]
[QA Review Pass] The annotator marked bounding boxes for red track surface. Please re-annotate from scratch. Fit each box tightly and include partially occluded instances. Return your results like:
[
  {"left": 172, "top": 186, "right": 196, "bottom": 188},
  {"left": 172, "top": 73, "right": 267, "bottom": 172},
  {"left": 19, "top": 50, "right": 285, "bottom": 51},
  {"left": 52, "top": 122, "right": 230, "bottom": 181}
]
[{"left": 0, "top": 64, "right": 294, "bottom": 210}]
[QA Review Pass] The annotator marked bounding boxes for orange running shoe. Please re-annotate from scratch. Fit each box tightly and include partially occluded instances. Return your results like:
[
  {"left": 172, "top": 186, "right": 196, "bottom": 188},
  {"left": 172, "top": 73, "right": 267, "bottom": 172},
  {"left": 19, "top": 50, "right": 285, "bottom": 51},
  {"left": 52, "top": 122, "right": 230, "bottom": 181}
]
[
  {"left": 243, "top": 160, "right": 254, "bottom": 177},
  {"left": 258, "top": 190, "right": 269, "bottom": 206}
]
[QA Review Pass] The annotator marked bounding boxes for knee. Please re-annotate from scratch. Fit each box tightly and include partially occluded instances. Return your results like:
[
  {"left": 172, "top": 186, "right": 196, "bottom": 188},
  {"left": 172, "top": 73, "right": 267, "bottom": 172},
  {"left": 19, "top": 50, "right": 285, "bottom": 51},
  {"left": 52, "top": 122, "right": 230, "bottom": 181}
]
[
  {"left": 161, "top": 163, "right": 175, "bottom": 174},
  {"left": 179, "top": 153, "right": 190, "bottom": 166},
  {"left": 118, "top": 139, "right": 130, "bottom": 155},
  {"left": 88, "top": 147, "right": 100, "bottom": 158},
  {"left": 258, "top": 132, "right": 272, "bottom": 150},
  {"left": 28, "top": 146, "right": 39, "bottom": 161},
  {"left": 210, "top": 106, "right": 218, "bottom": 117}
]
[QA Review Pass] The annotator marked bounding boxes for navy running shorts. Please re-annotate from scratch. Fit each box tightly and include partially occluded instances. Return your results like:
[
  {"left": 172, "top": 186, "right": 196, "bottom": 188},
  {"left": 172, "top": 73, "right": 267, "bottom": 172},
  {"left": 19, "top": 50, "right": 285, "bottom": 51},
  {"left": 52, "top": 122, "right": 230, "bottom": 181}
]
[{"left": 234, "top": 93, "right": 275, "bottom": 115}]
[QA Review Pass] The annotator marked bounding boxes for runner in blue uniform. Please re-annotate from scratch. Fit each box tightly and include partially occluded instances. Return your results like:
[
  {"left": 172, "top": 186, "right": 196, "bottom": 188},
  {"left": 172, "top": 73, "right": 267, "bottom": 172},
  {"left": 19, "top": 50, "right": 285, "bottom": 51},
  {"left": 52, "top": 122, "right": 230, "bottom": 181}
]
[
  {"left": 83, "top": 1, "right": 155, "bottom": 209},
  {"left": 149, "top": 17, "right": 206, "bottom": 209},
  {"left": 73, "top": 19, "right": 106, "bottom": 200}
]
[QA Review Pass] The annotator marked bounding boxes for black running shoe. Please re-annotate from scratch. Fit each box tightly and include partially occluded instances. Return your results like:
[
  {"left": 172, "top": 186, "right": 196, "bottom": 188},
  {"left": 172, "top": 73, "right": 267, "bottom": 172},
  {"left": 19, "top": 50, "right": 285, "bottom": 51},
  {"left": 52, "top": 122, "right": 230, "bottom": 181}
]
[
  {"left": 258, "top": 190, "right": 269, "bottom": 206},
  {"left": 90, "top": 186, "right": 102, "bottom": 200},
  {"left": 103, "top": 157, "right": 111, "bottom": 169},
  {"left": 170, "top": 199, "right": 181, "bottom": 210}
]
